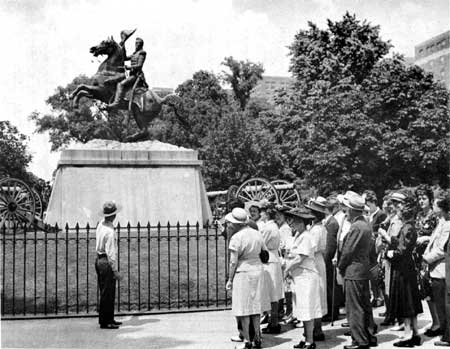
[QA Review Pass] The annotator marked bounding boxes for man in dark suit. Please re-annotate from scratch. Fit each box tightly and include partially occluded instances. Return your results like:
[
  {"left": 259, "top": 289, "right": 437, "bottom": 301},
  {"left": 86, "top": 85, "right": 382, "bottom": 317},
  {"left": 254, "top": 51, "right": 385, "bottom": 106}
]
[
  {"left": 364, "top": 190, "right": 387, "bottom": 308},
  {"left": 322, "top": 196, "right": 340, "bottom": 322},
  {"left": 339, "top": 194, "right": 377, "bottom": 349}
]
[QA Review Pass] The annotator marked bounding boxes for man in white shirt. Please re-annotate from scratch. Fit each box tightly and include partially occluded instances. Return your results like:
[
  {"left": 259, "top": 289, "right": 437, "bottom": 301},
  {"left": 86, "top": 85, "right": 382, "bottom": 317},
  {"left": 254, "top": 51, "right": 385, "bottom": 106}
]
[{"left": 95, "top": 201, "right": 122, "bottom": 329}]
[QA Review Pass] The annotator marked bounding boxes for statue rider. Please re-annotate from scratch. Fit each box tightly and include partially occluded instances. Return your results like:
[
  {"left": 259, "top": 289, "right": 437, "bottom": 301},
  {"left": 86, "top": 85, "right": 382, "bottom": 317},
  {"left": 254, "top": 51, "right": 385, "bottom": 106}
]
[
  {"left": 108, "top": 37, "right": 147, "bottom": 109},
  {"left": 103, "top": 29, "right": 136, "bottom": 86}
]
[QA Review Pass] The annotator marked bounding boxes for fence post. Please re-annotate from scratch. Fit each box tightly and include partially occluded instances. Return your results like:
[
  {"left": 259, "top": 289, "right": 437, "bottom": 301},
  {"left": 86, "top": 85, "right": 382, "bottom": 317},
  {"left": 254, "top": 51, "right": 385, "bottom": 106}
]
[
  {"left": 86, "top": 223, "right": 90, "bottom": 313},
  {"left": 75, "top": 223, "right": 80, "bottom": 313},
  {"left": 127, "top": 222, "right": 131, "bottom": 312},
  {"left": 65, "top": 223, "right": 69, "bottom": 314},
  {"left": 167, "top": 222, "right": 171, "bottom": 310},
  {"left": 186, "top": 221, "right": 190, "bottom": 309},
  {"left": 34, "top": 225, "right": 37, "bottom": 315},
  {"left": 23, "top": 223, "right": 27, "bottom": 315},
  {"left": 117, "top": 222, "right": 121, "bottom": 313},
  {"left": 12, "top": 222, "right": 16, "bottom": 315},
  {"left": 1, "top": 224, "right": 5, "bottom": 315},
  {"left": 196, "top": 221, "right": 199, "bottom": 308},
  {"left": 157, "top": 222, "right": 161, "bottom": 310},
  {"left": 137, "top": 221, "right": 141, "bottom": 311},
  {"left": 214, "top": 221, "right": 219, "bottom": 308},
  {"left": 206, "top": 221, "right": 209, "bottom": 307},
  {"left": 147, "top": 222, "right": 151, "bottom": 310},
  {"left": 176, "top": 222, "right": 180, "bottom": 309},
  {"left": 54, "top": 223, "right": 59, "bottom": 315}
]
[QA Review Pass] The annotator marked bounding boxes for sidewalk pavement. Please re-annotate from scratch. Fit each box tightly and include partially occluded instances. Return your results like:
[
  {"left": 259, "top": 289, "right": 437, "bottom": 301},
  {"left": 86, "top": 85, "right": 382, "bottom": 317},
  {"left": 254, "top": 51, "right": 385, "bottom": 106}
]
[{"left": 1, "top": 304, "right": 441, "bottom": 349}]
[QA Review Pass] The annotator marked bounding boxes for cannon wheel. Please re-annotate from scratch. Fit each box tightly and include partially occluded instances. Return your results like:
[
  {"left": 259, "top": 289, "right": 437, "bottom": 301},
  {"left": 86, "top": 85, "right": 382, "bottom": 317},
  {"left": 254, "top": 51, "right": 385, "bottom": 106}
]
[
  {"left": 0, "top": 178, "right": 36, "bottom": 228},
  {"left": 32, "top": 189, "right": 43, "bottom": 219},
  {"left": 271, "top": 179, "right": 301, "bottom": 210},
  {"left": 236, "top": 178, "right": 279, "bottom": 204}
]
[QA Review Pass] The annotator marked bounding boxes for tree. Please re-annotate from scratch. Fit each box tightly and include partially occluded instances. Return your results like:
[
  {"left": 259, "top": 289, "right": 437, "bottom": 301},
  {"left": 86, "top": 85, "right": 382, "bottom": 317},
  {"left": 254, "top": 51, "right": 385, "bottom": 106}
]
[
  {"left": 30, "top": 75, "right": 138, "bottom": 151},
  {"left": 221, "top": 56, "right": 264, "bottom": 110},
  {"left": 272, "top": 13, "right": 449, "bottom": 196},
  {"left": 0, "top": 121, "right": 32, "bottom": 180}
]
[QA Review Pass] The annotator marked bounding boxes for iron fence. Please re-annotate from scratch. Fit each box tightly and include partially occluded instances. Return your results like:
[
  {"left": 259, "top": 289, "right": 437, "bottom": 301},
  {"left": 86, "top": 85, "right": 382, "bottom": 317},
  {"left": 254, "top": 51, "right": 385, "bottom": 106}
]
[{"left": 0, "top": 222, "right": 230, "bottom": 319}]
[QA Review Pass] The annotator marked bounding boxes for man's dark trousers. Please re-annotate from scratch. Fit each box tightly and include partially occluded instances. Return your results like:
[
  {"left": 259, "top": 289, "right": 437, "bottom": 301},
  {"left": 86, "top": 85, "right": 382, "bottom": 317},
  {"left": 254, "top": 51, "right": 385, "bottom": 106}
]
[
  {"left": 345, "top": 279, "right": 375, "bottom": 346},
  {"left": 96, "top": 256, "right": 116, "bottom": 325}
]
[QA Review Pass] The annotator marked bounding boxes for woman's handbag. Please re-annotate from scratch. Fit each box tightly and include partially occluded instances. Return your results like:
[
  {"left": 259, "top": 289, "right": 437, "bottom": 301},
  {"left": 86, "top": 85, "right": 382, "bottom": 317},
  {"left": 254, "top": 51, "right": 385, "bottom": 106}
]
[
  {"left": 259, "top": 249, "right": 269, "bottom": 263},
  {"left": 417, "top": 268, "right": 432, "bottom": 300}
]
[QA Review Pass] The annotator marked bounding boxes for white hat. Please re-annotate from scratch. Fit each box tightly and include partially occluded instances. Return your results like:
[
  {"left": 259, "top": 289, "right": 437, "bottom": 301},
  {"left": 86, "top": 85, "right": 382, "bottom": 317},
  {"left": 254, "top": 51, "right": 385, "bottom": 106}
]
[
  {"left": 337, "top": 190, "right": 359, "bottom": 204},
  {"left": 342, "top": 194, "right": 366, "bottom": 211},
  {"left": 224, "top": 208, "right": 249, "bottom": 224},
  {"left": 391, "top": 192, "right": 407, "bottom": 203}
]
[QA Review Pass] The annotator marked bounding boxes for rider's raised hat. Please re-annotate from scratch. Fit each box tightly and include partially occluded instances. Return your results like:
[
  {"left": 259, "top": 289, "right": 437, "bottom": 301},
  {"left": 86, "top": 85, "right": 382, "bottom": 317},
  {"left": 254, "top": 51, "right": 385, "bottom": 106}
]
[{"left": 120, "top": 29, "right": 136, "bottom": 41}]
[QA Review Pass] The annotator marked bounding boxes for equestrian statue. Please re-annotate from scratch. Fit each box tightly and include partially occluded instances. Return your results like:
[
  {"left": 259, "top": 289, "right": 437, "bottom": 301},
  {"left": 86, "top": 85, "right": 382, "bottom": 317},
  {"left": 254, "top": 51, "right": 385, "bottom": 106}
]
[{"left": 69, "top": 29, "right": 187, "bottom": 141}]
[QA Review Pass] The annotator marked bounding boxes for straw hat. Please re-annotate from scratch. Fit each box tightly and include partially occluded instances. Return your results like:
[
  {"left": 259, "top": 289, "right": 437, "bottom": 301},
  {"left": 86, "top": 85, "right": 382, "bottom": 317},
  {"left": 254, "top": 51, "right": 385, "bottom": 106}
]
[
  {"left": 342, "top": 194, "right": 366, "bottom": 211},
  {"left": 224, "top": 208, "right": 249, "bottom": 224},
  {"left": 305, "top": 198, "right": 328, "bottom": 214}
]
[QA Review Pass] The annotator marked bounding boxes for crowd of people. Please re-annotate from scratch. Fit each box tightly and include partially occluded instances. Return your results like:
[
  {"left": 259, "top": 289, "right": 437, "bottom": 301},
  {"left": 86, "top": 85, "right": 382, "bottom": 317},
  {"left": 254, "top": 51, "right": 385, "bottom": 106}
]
[{"left": 222, "top": 186, "right": 450, "bottom": 349}]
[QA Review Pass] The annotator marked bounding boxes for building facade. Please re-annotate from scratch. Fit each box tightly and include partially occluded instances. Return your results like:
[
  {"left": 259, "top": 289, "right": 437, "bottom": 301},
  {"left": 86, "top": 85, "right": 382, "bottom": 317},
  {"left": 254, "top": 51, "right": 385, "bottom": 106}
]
[
  {"left": 251, "top": 75, "right": 293, "bottom": 103},
  {"left": 414, "top": 31, "right": 450, "bottom": 89}
]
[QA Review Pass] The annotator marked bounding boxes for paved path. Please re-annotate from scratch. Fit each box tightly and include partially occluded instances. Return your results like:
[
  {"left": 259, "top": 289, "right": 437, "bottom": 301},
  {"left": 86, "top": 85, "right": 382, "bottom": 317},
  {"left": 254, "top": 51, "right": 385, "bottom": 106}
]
[{"left": 1, "top": 305, "right": 441, "bottom": 348}]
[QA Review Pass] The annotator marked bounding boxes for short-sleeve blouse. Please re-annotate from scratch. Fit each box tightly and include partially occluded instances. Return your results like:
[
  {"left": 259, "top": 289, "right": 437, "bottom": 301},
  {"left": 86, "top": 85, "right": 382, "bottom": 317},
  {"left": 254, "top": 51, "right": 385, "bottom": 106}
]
[
  {"left": 229, "top": 226, "right": 264, "bottom": 272},
  {"left": 290, "top": 232, "right": 317, "bottom": 274}
]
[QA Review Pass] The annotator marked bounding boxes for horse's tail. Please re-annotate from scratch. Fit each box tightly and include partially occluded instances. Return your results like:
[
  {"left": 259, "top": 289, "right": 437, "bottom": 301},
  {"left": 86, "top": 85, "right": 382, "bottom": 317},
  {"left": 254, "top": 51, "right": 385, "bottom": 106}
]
[{"left": 162, "top": 94, "right": 189, "bottom": 130}]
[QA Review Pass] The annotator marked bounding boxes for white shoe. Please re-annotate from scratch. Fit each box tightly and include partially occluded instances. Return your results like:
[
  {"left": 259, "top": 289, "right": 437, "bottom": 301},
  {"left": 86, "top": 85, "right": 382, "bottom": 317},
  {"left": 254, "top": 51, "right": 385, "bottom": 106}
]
[{"left": 230, "top": 335, "right": 243, "bottom": 342}]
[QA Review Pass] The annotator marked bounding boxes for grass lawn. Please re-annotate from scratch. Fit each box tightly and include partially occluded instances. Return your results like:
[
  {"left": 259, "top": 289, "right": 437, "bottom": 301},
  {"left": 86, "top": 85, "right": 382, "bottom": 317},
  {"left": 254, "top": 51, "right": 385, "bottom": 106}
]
[{"left": 0, "top": 225, "right": 230, "bottom": 316}]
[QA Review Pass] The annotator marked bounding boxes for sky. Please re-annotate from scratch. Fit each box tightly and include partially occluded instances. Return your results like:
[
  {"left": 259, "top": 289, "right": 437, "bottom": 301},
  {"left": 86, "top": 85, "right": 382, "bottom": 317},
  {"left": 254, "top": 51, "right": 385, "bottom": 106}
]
[{"left": 0, "top": 0, "right": 449, "bottom": 181}]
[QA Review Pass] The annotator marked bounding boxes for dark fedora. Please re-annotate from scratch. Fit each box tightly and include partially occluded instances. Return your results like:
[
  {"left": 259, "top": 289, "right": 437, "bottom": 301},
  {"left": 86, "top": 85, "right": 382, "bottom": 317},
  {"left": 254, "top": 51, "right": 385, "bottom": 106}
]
[
  {"left": 284, "top": 207, "right": 315, "bottom": 220},
  {"left": 100, "top": 201, "right": 121, "bottom": 217}
]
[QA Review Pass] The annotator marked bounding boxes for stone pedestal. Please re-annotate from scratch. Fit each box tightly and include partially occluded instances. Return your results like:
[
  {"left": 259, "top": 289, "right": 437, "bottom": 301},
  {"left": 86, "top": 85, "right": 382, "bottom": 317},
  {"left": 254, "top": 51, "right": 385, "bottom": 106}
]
[{"left": 45, "top": 140, "right": 212, "bottom": 227}]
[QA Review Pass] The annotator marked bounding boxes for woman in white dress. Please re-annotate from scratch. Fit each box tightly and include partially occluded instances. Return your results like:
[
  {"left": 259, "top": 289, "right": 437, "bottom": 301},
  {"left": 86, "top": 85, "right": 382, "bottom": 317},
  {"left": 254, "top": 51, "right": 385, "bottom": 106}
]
[
  {"left": 225, "top": 207, "right": 266, "bottom": 349},
  {"left": 285, "top": 207, "right": 323, "bottom": 349},
  {"left": 260, "top": 203, "right": 284, "bottom": 334},
  {"left": 305, "top": 198, "right": 329, "bottom": 341}
]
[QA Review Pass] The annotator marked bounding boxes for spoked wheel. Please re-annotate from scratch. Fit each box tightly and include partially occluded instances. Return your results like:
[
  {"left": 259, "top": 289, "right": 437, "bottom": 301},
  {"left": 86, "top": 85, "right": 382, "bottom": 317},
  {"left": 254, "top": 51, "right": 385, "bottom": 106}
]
[
  {"left": 32, "top": 189, "right": 43, "bottom": 219},
  {"left": 0, "top": 178, "right": 36, "bottom": 228},
  {"left": 271, "top": 179, "right": 301, "bottom": 210},
  {"left": 236, "top": 178, "right": 279, "bottom": 205}
]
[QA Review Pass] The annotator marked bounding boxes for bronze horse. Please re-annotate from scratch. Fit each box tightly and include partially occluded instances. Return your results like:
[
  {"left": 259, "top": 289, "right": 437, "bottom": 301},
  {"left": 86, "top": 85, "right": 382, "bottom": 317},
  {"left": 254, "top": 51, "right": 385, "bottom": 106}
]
[{"left": 69, "top": 37, "right": 186, "bottom": 141}]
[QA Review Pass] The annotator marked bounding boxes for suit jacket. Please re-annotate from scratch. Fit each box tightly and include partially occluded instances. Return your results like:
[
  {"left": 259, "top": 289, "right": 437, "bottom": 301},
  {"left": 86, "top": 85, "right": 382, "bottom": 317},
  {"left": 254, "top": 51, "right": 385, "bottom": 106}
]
[
  {"left": 370, "top": 208, "right": 387, "bottom": 233},
  {"left": 338, "top": 216, "right": 372, "bottom": 280},
  {"left": 324, "top": 215, "right": 339, "bottom": 263},
  {"left": 445, "top": 229, "right": 450, "bottom": 295},
  {"left": 423, "top": 219, "right": 450, "bottom": 279}
]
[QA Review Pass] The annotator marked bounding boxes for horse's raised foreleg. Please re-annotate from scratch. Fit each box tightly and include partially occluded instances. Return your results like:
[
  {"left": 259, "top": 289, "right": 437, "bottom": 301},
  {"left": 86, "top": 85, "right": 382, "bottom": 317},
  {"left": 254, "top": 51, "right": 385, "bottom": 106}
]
[
  {"left": 73, "top": 90, "right": 93, "bottom": 109},
  {"left": 69, "top": 84, "right": 90, "bottom": 100}
]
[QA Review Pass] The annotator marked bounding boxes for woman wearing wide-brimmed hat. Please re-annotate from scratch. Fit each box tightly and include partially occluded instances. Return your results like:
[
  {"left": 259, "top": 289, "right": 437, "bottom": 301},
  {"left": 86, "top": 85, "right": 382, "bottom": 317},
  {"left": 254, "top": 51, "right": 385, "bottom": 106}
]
[
  {"left": 285, "top": 207, "right": 322, "bottom": 349},
  {"left": 225, "top": 207, "right": 265, "bottom": 349},
  {"left": 304, "top": 198, "right": 329, "bottom": 342}
]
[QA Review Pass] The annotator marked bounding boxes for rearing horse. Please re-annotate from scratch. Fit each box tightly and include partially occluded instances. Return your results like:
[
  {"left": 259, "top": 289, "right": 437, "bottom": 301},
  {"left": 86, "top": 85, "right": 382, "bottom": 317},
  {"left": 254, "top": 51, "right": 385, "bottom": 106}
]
[{"left": 69, "top": 37, "right": 186, "bottom": 141}]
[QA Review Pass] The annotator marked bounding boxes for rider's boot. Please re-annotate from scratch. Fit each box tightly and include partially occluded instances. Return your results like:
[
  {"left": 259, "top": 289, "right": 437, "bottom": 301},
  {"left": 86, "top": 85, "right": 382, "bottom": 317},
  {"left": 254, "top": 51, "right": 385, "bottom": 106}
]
[{"left": 108, "top": 85, "right": 125, "bottom": 109}]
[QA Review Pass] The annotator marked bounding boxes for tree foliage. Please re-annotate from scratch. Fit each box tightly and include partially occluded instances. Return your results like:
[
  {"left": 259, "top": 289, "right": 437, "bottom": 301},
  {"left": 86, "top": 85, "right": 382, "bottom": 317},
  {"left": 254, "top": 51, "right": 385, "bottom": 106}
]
[
  {"left": 274, "top": 13, "right": 449, "bottom": 196},
  {"left": 221, "top": 56, "right": 264, "bottom": 110},
  {"left": 0, "top": 121, "right": 33, "bottom": 180}
]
